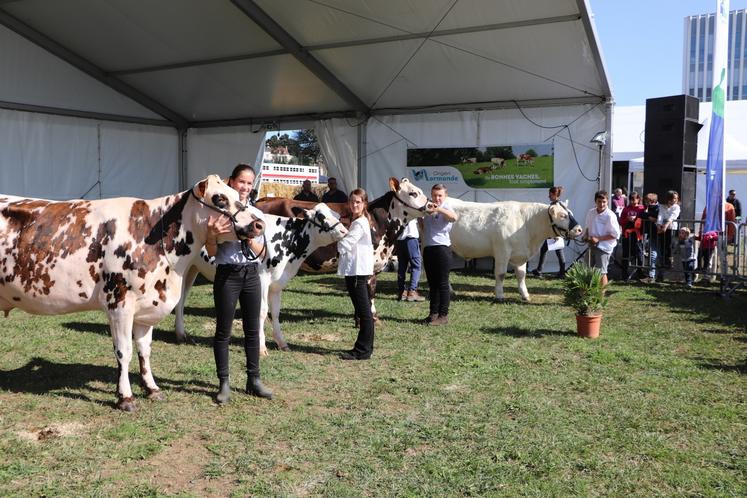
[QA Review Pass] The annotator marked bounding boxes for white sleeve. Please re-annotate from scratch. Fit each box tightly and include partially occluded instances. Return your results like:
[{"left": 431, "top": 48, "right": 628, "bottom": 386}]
[{"left": 337, "top": 218, "right": 367, "bottom": 254}]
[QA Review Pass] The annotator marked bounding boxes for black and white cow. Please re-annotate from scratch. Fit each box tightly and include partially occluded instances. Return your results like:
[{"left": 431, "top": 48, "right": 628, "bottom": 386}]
[{"left": 174, "top": 203, "right": 348, "bottom": 354}]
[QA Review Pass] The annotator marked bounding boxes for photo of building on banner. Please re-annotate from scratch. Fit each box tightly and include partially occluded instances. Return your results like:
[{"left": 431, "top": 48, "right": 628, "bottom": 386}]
[{"left": 406, "top": 144, "right": 554, "bottom": 189}]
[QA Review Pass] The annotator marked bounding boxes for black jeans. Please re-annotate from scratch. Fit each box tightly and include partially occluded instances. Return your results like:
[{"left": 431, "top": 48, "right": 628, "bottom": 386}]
[
  {"left": 345, "top": 275, "right": 374, "bottom": 358},
  {"left": 535, "top": 240, "right": 566, "bottom": 273},
  {"left": 423, "top": 245, "right": 452, "bottom": 317},
  {"left": 213, "top": 264, "right": 261, "bottom": 380}
]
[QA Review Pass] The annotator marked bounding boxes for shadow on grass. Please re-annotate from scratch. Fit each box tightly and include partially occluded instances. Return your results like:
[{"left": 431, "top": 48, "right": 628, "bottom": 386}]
[
  {"left": 481, "top": 326, "right": 577, "bottom": 338},
  {"left": 692, "top": 355, "right": 747, "bottom": 375},
  {"left": 0, "top": 357, "right": 215, "bottom": 407},
  {"left": 61, "top": 321, "right": 243, "bottom": 348}
]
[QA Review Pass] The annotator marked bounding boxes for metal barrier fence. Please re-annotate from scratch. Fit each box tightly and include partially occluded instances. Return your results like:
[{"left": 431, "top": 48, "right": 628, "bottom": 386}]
[{"left": 612, "top": 216, "right": 746, "bottom": 295}]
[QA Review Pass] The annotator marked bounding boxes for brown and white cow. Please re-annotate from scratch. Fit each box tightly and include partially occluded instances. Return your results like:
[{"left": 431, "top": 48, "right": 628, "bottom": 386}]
[
  {"left": 0, "top": 175, "right": 264, "bottom": 411},
  {"left": 448, "top": 199, "right": 582, "bottom": 302},
  {"left": 174, "top": 178, "right": 430, "bottom": 348}
]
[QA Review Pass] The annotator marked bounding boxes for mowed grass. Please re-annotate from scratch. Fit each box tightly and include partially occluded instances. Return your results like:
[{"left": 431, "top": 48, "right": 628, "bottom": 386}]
[{"left": 1, "top": 271, "right": 745, "bottom": 497}]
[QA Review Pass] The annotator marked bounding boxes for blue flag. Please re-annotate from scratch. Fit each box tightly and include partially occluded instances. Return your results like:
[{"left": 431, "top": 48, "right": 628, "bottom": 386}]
[{"left": 704, "top": 0, "right": 729, "bottom": 233}]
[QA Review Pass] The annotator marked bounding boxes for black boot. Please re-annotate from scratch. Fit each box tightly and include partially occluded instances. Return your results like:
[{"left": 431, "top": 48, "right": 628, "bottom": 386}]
[
  {"left": 216, "top": 378, "right": 231, "bottom": 405},
  {"left": 246, "top": 376, "right": 273, "bottom": 399}
]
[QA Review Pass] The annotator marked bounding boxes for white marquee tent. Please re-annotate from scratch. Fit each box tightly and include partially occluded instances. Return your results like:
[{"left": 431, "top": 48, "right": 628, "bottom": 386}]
[{"left": 0, "top": 0, "right": 612, "bottom": 229}]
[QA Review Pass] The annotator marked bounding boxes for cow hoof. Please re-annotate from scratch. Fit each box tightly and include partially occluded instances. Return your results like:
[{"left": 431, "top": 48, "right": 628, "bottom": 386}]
[
  {"left": 279, "top": 345, "right": 291, "bottom": 352},
  {"left": 116, "top": 397, "right": 137, "bottom": 412},
  {"left": 146, "top": 389, "right": 165, "bottom": 401},
  {"left": 493, "top": 297, "right": 506, "bottom": 304}
]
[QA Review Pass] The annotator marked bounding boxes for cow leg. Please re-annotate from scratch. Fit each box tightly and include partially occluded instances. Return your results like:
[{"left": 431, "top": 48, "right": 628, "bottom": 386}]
[
  {"left": 108, "top": 312, "right": 137, "bottom": 412},
  {"left": 367, "top": 275, "right": 380, "bottom": 322},
  {"left": 174, "top": 265, "right": 199, "bottom": 345},
  {"left": 269, "top": 286, "right": 290, "bottom": 352},
  {"left": 134, "top": 322, "right": 164, "bottom": 401},
  {"left": 258, "top": 278, "right": 270, "bottom": 357},
  {"left": 515, "top": 262, "right": 531, "bottom": 302},
  {"left": 493, "top": 252, "right": 510, "bottom": 302}
]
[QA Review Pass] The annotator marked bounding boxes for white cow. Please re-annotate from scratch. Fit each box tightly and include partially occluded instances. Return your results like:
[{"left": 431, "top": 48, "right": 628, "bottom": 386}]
[
  {"left": 449, "top": 199, "right": 582, "bottom": 301},
  {"left": 0, "top": 176, "right": 264, "bottom": 411},
  {"left": 174, "top": 204, "right": 348, "bottom": 355}
]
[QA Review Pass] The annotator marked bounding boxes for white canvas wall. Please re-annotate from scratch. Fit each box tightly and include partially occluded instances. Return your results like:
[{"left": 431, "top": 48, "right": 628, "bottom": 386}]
[
  {"left": 0, "top": 108, "right": 178, "bottom": 200},
  {"left": 186, "top": 126, "right": 266, "bottom": 185}
]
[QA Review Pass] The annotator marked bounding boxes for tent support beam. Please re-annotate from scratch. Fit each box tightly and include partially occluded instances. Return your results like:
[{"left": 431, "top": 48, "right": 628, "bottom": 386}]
[
  {"left": 190, "top": 96, "right": 605, "bottom": 128},
  {"left": 230, "top": 0, "right": 370, "bottom": 115},
  {"left": 0, "top": 100, "right": 175, "bottom": 127},
  {"left": 575, "top": 0, "right": 613, "bottom": 97},
  {"left": 112, "top": 14, "right": 581, "bottom": 76},
  {"left": 0, "top": 8, "right": 189, "bottom": 128}
]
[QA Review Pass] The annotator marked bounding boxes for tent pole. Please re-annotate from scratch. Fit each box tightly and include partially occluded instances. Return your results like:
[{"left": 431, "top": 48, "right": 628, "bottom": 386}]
[
  {"left": 178, "top": 128, "right": 188, "bottom": 191},
  {"left": 358, "top": 118, "right": 367, "bottom": 190}
]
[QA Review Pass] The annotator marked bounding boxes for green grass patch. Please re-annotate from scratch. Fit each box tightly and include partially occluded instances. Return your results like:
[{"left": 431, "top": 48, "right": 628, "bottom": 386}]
[{"left": 0, "top": 271, "right": 745, "bottom": 496}]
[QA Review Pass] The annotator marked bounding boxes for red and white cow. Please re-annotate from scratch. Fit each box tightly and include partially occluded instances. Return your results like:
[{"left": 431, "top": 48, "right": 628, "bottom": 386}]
[
  {"left": 517, "top": 153, "right": 534, "bottom": 167},
  {"left": 174, "top": 178, "right": 430, "bottom": 350},
  {"left": 0, "top": 175, "right": 264, "bottom": 411},
  {"left": 448, "top": 199, "right": 582, "bottom": 301},
  {"left": 175, "top": 203, "right": 347, "bottom": 355}
]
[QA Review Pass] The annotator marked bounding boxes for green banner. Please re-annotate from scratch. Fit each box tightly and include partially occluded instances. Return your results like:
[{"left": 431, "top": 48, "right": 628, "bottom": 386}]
[{"left": 407, "top": 144, "right": 554, "bottom": 189}]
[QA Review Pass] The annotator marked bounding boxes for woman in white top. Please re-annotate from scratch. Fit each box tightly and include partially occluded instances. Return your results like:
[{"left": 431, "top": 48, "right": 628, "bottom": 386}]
[
  {"left": 337, "top": 188, "right": 375, "bottom": 360},
  {"left": 656, "top": 190, "right": 681, "bottom": 275}
]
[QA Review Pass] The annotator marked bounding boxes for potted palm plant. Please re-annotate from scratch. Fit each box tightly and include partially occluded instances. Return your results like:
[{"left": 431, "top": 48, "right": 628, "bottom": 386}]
[{"left": 563, "top": 263, "right": 607, "bottom": 338}]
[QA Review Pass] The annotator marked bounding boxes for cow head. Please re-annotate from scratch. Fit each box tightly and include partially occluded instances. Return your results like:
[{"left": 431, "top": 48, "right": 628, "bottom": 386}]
[
  {"left": 298, "top": 203, "right": 348, "bottom": 246},
  {"left": 388, "top": 177, "right": 429, "bottom": 215},
  {"left": 192, "top": 175, "right": 265, "bottom": 241},
  {"left": 548, "top": 202, "right": 582, "bottom": 239}
]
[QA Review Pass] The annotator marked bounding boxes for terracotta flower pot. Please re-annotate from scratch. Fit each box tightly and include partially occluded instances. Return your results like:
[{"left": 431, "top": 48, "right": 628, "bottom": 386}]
[{"left": 575, "top": 313, "right": 602, "bottom": 339}]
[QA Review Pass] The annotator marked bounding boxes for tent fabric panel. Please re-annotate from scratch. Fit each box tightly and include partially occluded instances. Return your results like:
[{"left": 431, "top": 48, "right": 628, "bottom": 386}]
[
  {"left": 186, "top": 126, "right": 266, "bottom": 187},
  {"left": 3, "top": 0, "right": 281, "bottom": 73},
  {"left": 313, "top": 21, "right": 603, "bottom": 110},
  {"left": 121, "top": 54, "right": 351, "bottom": 121},
  {"left": 0, "top": 109, "right": 178, "bottom": 200},
  {"left": 99, "top": 122, "right": 179, "bottom": 199},
  {"left": 0, "top": 25, "right": 160, "bottom": 119},
  {"left": 437, "top": 0, "right": 579, "bottom": 30},
  {"left": 0, "top": 108, "right": 99, "bottom": 200},
  {"left": 255, "top": 0, "right": 458, "bottom": 46}
]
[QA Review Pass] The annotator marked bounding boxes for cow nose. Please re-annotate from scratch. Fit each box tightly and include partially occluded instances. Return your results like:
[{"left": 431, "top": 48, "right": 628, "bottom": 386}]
[{"left": 252, "top": 220, "right": 265, "bottom": 235}]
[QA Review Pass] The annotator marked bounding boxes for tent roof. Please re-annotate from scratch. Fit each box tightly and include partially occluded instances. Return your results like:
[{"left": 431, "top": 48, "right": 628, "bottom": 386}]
[{"left": 0, "top": 0, "right": 611, "bottom": 128}]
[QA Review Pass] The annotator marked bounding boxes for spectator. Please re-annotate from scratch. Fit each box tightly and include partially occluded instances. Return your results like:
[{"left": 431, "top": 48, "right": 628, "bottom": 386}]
[
  {"left": 640, "top": 193, "right": 660, "bottom": 283},
  {"left": 726, "top": 189, "right": 742, "bottom": 221},
  {"left": 294, "top": 180, "right": 319, "bottom": 202},
  {"left": 656, "top": 190, "right": 681, "bottom": 276},
  {"left": 322, "top": 177, "right": 348, "bottom": 204},
  {"left": 675, "top": 227, "right": 697, "bottom": 288},
  {"left": 530, "top": 186, "right": 567, "bottom": 278},
  {"left": 396, "top": 218, "right": 426, "bottom": 302},
  {"left": 583, "top": 190, "right": 621, "bottom": 288},
  {"left": 619, "top": 191, "right": 645, "bottom": 282},
  {"left": 422, "top": 184, "right": 458, "bottom": 326},
  {"left": 697, "top": 201, "right": 736, "bottom": 276},
  {"left": 611, "top": 187, "right": 628, "bottom": 219}
]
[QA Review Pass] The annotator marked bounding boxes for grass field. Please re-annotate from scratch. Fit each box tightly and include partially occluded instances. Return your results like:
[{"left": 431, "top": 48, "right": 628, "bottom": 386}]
[{"left": 1, "top": 271, "right": 745, "bottom": 497}]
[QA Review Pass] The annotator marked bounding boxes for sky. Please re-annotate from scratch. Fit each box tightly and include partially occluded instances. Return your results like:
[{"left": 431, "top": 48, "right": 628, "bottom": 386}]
[{"left": 590, "top": 0, "right": 747, "bottom": 106}]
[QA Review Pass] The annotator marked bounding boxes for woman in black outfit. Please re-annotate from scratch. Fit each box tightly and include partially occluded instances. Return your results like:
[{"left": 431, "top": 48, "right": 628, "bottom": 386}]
[
  {"left": 206, "top": 164, "right": 273, "bottom": 404},
  {"left": 530, "top": 186, "right": 566, "bottom": 278}
]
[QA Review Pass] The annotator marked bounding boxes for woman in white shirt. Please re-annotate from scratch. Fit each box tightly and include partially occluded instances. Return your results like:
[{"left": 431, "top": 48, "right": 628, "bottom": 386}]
[
  {"left": 337, "top": 188, "right": 375, "bottom": 360},
  {"left": 656, "top": 190, "right": 681, "bottom": 275}
]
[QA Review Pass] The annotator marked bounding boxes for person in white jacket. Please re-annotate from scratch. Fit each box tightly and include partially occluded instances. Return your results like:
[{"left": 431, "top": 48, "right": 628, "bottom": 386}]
[{"left": 337, "top": 188, "right": 375, "bottom": 360}]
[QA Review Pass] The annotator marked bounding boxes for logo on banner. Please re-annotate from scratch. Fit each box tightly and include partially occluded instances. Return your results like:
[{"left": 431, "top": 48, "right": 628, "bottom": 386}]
[{"left": 409, "top": 168, "right": 460, "bottom": 183}]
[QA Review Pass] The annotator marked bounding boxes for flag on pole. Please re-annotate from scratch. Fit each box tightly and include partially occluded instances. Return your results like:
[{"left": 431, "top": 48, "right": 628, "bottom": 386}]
[{"left": 703, "top": 0, "right": 729, "bottom": 233}]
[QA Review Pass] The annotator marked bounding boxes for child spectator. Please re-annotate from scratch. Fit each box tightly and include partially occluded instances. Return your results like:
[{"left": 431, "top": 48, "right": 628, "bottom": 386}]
[{"left": 675, "top": 227, "right": 697, "bottom": 287}]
